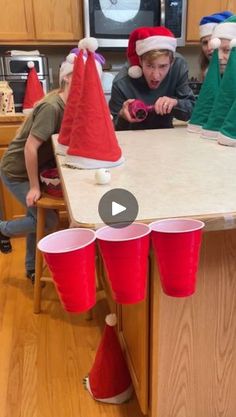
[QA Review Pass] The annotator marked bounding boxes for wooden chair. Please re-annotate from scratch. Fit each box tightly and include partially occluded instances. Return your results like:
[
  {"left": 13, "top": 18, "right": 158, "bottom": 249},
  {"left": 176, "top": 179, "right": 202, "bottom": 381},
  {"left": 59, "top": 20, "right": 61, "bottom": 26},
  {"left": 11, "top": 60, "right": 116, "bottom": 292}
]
[{"left": 33, "top": 194, "right": 68, "bottom": 314}]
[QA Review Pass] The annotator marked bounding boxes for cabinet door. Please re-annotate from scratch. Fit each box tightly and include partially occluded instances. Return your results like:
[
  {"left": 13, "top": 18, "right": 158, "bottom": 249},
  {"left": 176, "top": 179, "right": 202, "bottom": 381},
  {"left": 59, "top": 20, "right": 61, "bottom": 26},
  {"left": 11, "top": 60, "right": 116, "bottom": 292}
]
[
  {"left": 0, "top": 148, "right": 26, "bottom": 220},
  {"left": 186, "top": 0, "right": 234, "bottom": 42},
  {"left": 0, "top": 0, "right": 35, "bottom": 41},
  {"left": 32, "top": 0, "right": 83, "bottom": 41}
]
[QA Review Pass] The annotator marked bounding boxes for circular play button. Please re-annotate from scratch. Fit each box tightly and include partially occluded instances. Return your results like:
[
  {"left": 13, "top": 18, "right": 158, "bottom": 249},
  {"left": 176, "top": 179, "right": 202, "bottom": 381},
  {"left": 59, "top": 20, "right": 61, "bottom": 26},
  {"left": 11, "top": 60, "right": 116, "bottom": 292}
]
[{"left": 98, "top": 188, "right": 139, "bottom": 228}]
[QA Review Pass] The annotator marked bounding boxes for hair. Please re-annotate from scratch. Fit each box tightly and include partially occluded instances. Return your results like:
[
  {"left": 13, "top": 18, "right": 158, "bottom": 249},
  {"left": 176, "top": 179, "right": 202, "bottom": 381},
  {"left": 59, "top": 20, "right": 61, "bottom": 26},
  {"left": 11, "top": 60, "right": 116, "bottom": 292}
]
[
  {"left": 199, "top": 49, "right": 209, "bottom": 80},
  {"left": 140, "top": 49, "right": 174, "bottom": 64}
]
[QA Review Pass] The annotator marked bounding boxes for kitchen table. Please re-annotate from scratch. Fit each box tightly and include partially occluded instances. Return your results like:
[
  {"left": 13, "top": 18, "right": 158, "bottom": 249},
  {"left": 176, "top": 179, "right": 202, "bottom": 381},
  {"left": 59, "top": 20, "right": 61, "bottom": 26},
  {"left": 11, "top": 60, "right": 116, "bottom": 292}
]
[{"left": 52, "top": 128, "right": 236, "bottom": 417}]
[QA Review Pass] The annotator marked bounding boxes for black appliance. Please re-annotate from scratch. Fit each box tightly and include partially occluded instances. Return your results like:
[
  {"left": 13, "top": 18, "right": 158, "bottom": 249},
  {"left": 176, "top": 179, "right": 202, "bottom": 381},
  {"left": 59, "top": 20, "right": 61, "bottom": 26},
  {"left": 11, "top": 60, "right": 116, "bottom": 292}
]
[
  {"left": 83, "top": 0, "right": 187, "bottom": 48},
  {"left": 1, "top": 55, "right": 50, "bottom": 112}
]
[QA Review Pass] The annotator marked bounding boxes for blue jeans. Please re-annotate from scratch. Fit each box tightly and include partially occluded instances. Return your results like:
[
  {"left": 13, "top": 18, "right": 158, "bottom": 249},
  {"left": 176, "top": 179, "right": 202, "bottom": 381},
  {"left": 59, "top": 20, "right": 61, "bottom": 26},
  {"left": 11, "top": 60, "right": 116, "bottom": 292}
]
[{"left": 0, "top": 170, "right": 58, "bottom": 272}]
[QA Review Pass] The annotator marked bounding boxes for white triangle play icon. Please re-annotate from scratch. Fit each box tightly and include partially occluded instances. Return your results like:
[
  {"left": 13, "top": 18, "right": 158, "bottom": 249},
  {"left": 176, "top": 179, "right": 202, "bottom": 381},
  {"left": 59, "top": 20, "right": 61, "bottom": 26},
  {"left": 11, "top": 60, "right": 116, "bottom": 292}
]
[{"left": 112, "top": 201, "right": 126, "bottom": 216}]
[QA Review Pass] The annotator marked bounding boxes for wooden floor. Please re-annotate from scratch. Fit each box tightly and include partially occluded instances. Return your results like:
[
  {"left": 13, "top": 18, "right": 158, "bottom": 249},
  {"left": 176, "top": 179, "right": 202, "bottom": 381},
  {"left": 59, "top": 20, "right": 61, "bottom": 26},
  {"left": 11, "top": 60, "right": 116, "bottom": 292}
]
[{"left": 0, "top": 238, "right": 143, "bottom": 417}]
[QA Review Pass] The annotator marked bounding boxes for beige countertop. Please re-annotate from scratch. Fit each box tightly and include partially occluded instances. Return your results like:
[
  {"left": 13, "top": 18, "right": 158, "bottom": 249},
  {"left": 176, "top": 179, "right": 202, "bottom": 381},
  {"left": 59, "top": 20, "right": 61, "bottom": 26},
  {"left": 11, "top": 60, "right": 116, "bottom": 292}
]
[
  {"left": 53, "top": 127, "right": 236, "bottom": 229},
  {"left": 0, "top": 113, "right": 25, "bottom": 123}
]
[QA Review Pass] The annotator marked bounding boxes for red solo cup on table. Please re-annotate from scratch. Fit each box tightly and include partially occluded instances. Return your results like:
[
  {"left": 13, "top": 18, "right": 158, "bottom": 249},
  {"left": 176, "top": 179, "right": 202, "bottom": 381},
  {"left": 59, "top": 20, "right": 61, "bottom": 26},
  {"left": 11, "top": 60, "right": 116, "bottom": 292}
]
[
  {"left": 150, "top": 219, "right": 205, "bottom": 297},
  {"left": 96, "top": 223, "right": 151, "bottom": 304},
  {"left": 38, "top": 228, "right": 96, "bottom": 313}
]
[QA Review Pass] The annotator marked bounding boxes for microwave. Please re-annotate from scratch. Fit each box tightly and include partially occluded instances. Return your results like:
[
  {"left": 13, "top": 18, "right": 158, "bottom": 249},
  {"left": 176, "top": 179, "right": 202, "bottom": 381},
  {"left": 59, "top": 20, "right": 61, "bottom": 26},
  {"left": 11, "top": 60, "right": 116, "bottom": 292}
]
[
  {"left": 83, "top": 0, "right": 187, "bottom": 48},
  {"left": 2, "top": 55, "right": 49, "bottom": 77}
]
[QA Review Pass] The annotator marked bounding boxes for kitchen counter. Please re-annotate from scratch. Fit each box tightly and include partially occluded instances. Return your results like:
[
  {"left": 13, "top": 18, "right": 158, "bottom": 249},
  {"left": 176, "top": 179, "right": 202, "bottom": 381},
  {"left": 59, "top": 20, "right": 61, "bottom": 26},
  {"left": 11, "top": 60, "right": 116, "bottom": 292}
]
[
  {"left": 53, "top": 127, "right": 236, "bottom": 417},
  {"left": 53, "top": 127, "right": 236, "bottom": 230},
  {"left": 0, "top": 113, "right": 25, "bottom": 123}
]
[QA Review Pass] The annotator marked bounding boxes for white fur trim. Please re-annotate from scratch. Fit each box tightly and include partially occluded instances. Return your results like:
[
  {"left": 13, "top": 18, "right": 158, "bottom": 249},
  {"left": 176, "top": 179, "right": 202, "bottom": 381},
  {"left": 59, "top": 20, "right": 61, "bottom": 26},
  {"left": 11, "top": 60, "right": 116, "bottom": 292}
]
[
  {"left": 23, "top": 108, "right": 33, "bottom": 115},
  {"left": 55, "top": 142, "right": 68, "bottom": 156},
  {"left": 105, "top": 314, "right": 117, "bottom": 327},
  {"left": 187, "top": 124, "right": 202, "bottom": 133},
  {"left": 230, "top": 38, "right": 236, "bottom": 48},
  {"left": 128, "top": 65, "right": 143, "bottom": 78},
  {"left": 212, "top": 22, "right": 236, "bottom": 40},
  {"left": 85, "top": 377, "right": 133, "bottom": 404},
  {"left": 136, "top": 35, "right": 177, "bottom": 55},
  {"left": 199, "top": 22, "right": 217, "bottom": 38},
  {"left": 65, "top": 154, "right": 125, "bottom": 169},
  {"left": 27, "top": 61, "right": 34, "bottom": 68},
  {"left": 200, "top": 129, "right": 219, "bottom": 139},
  {"left": 79, "top": 37, "right": 98, "bottom": 52},
  {"left": 209, "top": 37, "right": 221, "bottom": 49},
  {"left": 218, "top": 132, "right": 236, "bottom": 146},
  {"left": 67, "top": 53, "right": 76, "bottom": 64}
]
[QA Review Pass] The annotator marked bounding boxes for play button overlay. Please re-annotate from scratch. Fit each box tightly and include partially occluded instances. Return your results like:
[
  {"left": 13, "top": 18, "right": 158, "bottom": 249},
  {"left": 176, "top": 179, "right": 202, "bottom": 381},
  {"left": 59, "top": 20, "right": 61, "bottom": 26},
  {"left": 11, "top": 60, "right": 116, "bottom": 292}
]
[
  {"left": 98, "top": 188, "right": 139, "bottom": 228},
  {"left": 112, "top": 201, "right": 126, "bottom": 216}
]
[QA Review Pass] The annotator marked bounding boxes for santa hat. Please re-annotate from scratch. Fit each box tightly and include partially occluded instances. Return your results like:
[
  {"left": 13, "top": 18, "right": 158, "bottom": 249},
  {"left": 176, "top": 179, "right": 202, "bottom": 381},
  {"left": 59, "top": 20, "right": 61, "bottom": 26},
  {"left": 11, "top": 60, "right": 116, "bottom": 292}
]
[
  {"left": 218, "top": 96, "right": 236, "bottom": 146},
  {"left": 210, "top": 14, "right": 236, "bottom": 41},
  {"left": 84, "top": 314, "right": 133, "bottom": 404},
  {"left": 127, "top": 26, "right": 177, "bottom": 79},
  {"left": 201, "top": 39, "right": 236, "bottom": 139},
  {"left": 56, "top": 39, "right": 106, "bottom": 156},
  {"left": 199, "top": 11, "right": 233, "bottom": 38},
  {"left": 56, "top": 50, "right": 85, "bottom": 155},
  {"left": 23, "top": 61, "right": 45, "bottom": 114},
  {"left": 187, "top": 47, "right": 221, "bottom": 133},
  {"left": 65, "top": 41, "right": 124, "bottom": 169}
]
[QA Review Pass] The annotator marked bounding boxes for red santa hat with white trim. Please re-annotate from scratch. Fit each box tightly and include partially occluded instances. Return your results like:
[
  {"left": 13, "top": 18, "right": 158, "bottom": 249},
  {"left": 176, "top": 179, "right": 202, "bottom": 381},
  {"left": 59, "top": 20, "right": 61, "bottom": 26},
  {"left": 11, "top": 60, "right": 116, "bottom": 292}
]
[
  {"left": 127, "top": 26, "right": 177, "bottom": 79},
  {"left": 84, "top": 314, "right": 133, "bottom": 404},
  {"left": 65, "top": 38, "right": 124, "bottom": 169},
  {"left": 23, "top": 61, "right": 45, "bottom": 114}
]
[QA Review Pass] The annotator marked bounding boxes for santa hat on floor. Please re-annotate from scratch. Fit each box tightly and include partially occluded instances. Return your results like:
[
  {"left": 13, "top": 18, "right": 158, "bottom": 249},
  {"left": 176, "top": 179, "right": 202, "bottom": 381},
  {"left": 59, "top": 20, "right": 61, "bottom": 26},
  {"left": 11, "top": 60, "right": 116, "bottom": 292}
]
[
  {"left": 65, "top": 39, "right": 124, "bottom": 169},
  {"left": 199, "top": 11, "right": 233, "bottom": 38},
  {"left": 187, "top": 47, "right": 221, "bottom": 133},
  {"left": 201, "top": 41, "right": 236, "bottom": 139},
  {"left": 127, "top": 26, "right": 177, "bottom": 79},
  {"left": 57, "top": 39, "right": 106, "bottom": 156},
  {"left": 23, "top": 61, "right": 45, "bottom": 114},
  {"left": 84, "top": 314, "right": 133, "bottom": 404}
]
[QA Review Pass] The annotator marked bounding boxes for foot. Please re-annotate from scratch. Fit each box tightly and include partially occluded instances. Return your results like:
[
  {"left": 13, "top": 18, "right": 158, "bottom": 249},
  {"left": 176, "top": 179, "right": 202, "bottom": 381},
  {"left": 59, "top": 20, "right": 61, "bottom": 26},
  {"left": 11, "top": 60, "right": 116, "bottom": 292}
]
[
  {"left": 26, "top": 270, "right": 35, "bottom": 284},
  {"left": 26, "top": 270, "right": 46, "bottom": 288},
  {"left": 0, "top": 232, "right": 12, "bottom": 254}
]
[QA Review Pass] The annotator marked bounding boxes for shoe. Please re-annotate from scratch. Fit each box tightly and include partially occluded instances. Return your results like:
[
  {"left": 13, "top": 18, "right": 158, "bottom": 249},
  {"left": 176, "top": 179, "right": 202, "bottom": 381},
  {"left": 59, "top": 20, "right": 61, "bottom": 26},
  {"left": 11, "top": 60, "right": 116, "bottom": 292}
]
[
  {"left": 0, "top": 232, "right": 12, "bottom": 254},
  {"left": 26, "top": 270, "right": 46, "bottom": 288},
  {"left": 26, "top": 270, "right": 35, "bottom": 284}
]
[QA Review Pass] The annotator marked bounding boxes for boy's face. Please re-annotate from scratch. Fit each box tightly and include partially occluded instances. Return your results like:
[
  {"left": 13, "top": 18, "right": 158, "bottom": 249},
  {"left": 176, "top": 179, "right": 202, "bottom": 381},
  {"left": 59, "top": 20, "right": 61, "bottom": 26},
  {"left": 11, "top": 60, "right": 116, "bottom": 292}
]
[
  {"left": 218, "top": 39, "right": 231, "bottom": 74},
  {"left": 141, "top": 55, "right": 172, "bottom": 90}
]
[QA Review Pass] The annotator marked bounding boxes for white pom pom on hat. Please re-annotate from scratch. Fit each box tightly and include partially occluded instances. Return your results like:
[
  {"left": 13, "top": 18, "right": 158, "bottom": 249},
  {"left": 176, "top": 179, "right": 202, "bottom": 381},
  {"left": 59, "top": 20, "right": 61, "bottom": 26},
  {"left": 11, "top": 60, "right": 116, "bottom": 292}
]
[
  {"left": 230, "top": 38, "right": 236, "bottom": 48},
  {"left": 27, "top": 61, "right": 35, "bottom": 68},
  {"left": 105, "top": 314, "right": 117, "bottom": 327},
  {"left": 209, "top": 37, "right": 221, "bottom": 50},
  {"left": 79, "top": 37, "right": 99, "bottom": 52},
  {"left": 127, "top": 26, "right": 177, "bottom": 79}
]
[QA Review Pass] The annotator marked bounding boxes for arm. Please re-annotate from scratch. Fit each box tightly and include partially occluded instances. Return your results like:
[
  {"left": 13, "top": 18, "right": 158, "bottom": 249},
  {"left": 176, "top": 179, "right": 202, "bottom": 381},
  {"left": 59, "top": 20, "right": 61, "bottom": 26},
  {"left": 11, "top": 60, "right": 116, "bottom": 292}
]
[
  {"left": 24, "top": 134, "right": 44, "bottom": 207},
  {"left": 109, "top": 77, "right": 140, "bottom": 130},
  {"left": 154, "top": 58, "right": 195, "bottom": 121}
]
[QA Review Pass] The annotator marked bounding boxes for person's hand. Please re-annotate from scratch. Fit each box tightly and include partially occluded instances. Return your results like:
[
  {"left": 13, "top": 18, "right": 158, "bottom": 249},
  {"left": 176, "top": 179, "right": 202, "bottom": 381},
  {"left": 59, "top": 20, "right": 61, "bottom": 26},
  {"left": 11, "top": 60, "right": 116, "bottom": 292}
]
[
  {"left": 26, "top": 187, "right": 41, "bottom": 207},
  {"left": 119, "top": 99, "right": 141, "bottom": 123},
  {"left": 154, "top": 96, "right": 178, "bottom": 116}
]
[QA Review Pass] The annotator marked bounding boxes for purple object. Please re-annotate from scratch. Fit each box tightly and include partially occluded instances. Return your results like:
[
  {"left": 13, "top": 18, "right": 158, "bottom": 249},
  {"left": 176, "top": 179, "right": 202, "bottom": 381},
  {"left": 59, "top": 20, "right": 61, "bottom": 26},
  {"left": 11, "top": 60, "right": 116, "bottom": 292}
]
[
  {"left": 70, "top": 48, "right": 106, "bottom": 65},
  {"left": 128, "top": 100, "right": 154, "bottom": 121}
]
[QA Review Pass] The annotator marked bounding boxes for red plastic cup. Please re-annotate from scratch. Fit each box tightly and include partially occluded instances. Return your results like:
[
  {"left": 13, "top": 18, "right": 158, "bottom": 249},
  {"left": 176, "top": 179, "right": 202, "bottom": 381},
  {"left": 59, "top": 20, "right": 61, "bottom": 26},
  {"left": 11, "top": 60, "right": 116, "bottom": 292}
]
[
  {"left": 38, "top": 228, "right": 96, "bottom": 312},
  {"left": 96, "top": 223, "right": 150, "bottom": 304},
  {"left": 150, "top": 219, "right": 205, "bottom": 297}
]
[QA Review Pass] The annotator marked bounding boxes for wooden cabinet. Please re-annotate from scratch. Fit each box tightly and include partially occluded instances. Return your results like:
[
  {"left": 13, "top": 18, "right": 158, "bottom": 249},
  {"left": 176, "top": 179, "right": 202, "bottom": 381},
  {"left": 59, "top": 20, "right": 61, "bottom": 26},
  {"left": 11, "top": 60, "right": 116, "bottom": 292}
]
[
  {"left": 0, "top": 1, "right": 35, "bottom": 41},
  {"left": 0, "top": 0, "right": 83, "bottom": 43},
  {"left": 0, "top": 115, "right": 26, "bottom": 220},
  {"left": 186, "top": 0, "right": 236, "bottom": 42}
]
